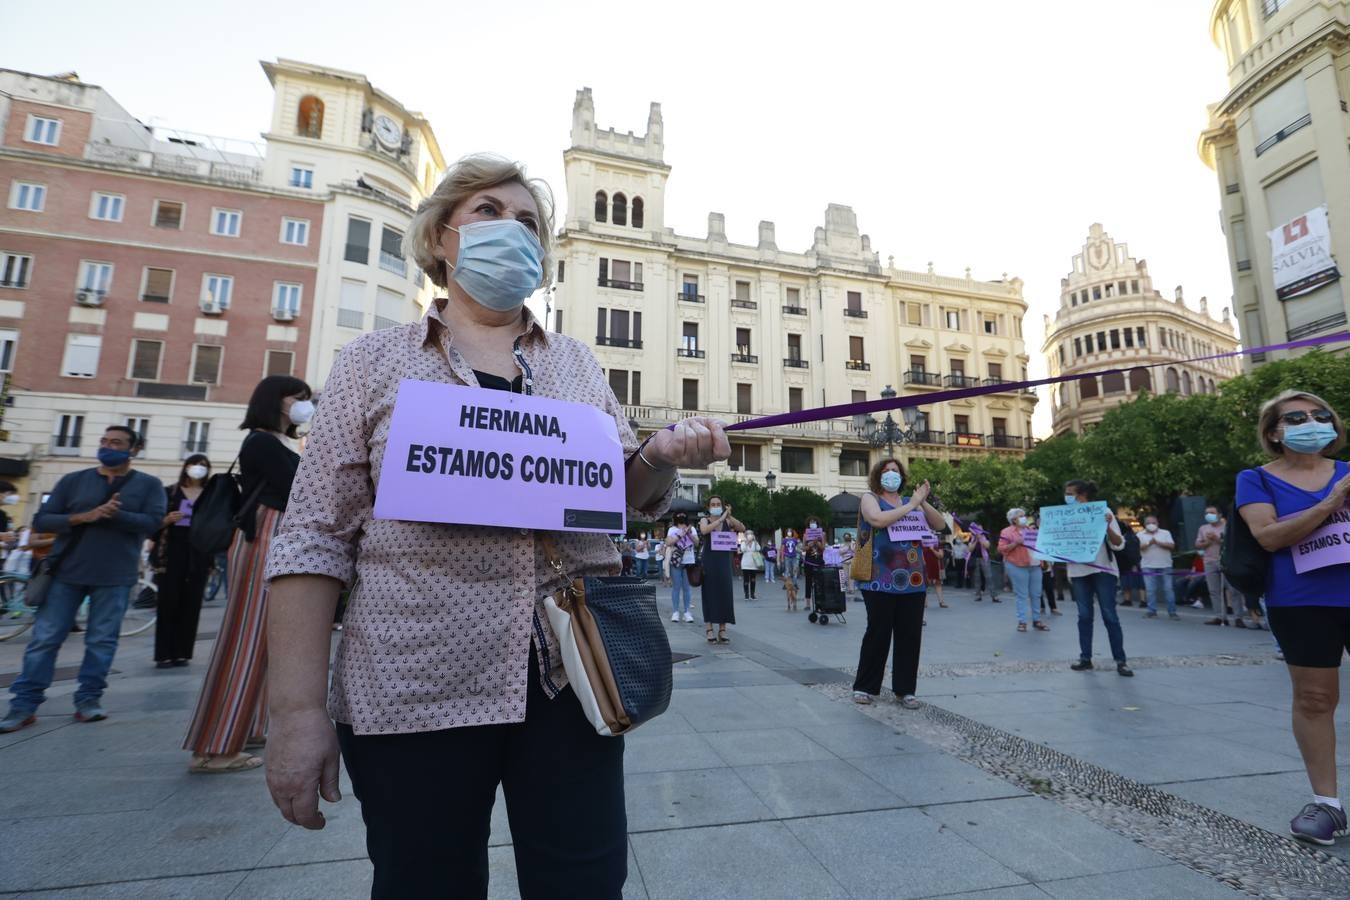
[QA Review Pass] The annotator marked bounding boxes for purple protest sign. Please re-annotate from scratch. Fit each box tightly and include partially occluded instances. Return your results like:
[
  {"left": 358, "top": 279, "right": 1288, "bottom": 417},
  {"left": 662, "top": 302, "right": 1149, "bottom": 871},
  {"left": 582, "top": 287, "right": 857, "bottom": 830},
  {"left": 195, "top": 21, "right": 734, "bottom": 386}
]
[
  {"left": 710, "top": 531, "right": 738, "bottom": 551},
  {"left": 372, "top": 380, "right": 626, "bottom": 534},
  {"left": 804, "top": 527, "right": 825, "bottom": 542},
  {"left": 824, "top": 546, "right": 843, "bottom": 565},
  {"left": 1291, "top": 505, "right": 1350, "bottom": 574},
  {"left": 887, "top": 510, "right": 932, "bottom": 542}
]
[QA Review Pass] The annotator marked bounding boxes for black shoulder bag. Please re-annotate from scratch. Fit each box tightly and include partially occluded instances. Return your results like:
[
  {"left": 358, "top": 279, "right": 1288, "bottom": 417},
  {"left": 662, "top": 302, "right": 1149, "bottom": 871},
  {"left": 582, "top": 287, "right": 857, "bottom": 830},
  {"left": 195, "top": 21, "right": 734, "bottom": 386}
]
[
  {"left": 28, "top": 475, "right": 127, "bottom": 608},
  {"left": 1222, "top": 468, "right": 1272, "bottom": 601},
  {"left": 190, "top": 435, "right": 264, "bottom": 555}
]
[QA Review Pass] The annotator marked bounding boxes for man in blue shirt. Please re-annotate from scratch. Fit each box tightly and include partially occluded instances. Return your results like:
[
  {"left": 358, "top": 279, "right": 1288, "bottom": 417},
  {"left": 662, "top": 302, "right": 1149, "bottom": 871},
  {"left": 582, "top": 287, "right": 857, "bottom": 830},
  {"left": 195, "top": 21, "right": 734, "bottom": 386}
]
[{"left": 0, "top": 425, "right": 166, "bottom": 732}]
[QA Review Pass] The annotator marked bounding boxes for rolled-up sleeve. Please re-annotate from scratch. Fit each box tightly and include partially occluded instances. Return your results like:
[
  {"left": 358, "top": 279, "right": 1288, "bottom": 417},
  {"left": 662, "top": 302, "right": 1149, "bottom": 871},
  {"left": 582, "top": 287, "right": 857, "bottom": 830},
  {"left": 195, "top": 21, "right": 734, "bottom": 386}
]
[{"left": 266, "top": 340, "right": 373, "bottom": 587}]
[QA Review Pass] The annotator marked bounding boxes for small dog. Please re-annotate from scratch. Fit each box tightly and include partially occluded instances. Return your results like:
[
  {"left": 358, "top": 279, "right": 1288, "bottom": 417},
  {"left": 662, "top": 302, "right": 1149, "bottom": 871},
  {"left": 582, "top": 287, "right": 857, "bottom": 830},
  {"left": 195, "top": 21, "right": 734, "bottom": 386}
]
[{"left": 783, "top": 578, "right": 799, "bottom": 612}]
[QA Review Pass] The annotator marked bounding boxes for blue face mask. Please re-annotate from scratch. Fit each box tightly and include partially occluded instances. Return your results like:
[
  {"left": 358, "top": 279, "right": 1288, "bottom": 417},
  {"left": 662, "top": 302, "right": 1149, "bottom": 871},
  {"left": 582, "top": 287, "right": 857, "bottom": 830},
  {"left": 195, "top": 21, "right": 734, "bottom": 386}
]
[
  {"left": 1282, "top": 422, "right": 1338, "bottom": 454},
  {"left": 1063, "top": 494, "right": 1077, "bottom": 505},
  {"left": 879, "top": 471, "right": 903, "bottom": 492},
  {"left": 1205, "top": 513, "right": 1218, "bottom": 524},
  {"left": 98, "top": 447, "right": 131, "bottom": 468},
  {"left": 446, "top": 220, "right": 544, "bottom": 311}
]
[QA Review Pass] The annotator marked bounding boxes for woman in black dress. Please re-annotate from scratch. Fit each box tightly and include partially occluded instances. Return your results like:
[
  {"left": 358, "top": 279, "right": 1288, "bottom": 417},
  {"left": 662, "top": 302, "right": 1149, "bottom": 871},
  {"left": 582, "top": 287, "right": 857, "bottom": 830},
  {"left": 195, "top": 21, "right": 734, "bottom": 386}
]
[
  {"left": 699, "top": 495, "right": 746, "bottom": 643},
  {"left": 153, "top": 455, "right": 212, "bottom": 667}
]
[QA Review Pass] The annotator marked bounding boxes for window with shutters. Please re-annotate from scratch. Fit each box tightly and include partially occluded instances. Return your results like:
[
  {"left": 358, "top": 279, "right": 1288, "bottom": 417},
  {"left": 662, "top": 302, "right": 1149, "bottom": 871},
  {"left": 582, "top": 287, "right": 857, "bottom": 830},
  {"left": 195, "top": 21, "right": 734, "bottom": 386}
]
[
  {"left": 594, "top": 191, "right": 607, "bottom": 223},
  {"left": 682, "top": 378, "right": 698, "bottom": 411},
  {"left": 988, "top": 362, "right": 1003, "bottom": 382},
  {"left": 631, "top": 197, "right": 644, "bottom": 228},
  {"left": 789, "top": 387, "right": 803, "bottom": 412},
  {"left": 840, "top": 448, "right": 869, "bottom": 478},
  {"left": 734, "top": 280, "right": 752, "bottom": 301},
  {"left": 374, "top": 287, "right": 403, "bottom": 331},
  {"left": 729, "top": 443, "right": 762, "bottom": 472},
  {"left": 608, "top": 368, "right": 629, "bottom": 405},
  {"left": 849, "top": 336, "right": 865, "bottom": 363},
  {"left": 125, "top": 417, "right": 149, "bottom": 450},
  {"left": 281, "top": 218, "right": 310, "bottom": 246},
  {"left": 1080, "top": 377, "right": 1099, "bottom": 400},
  {"left": 787, "top": 333, "right": 803, "bottom": 361},
  {"left": 611, "top": 193, "right": 628, "bottom": 226},
  {"left": 1, "top": 252, "right": 32, "bottom": 289},
  {"left": 141, "top": 267, "right": 173, "bottom": 303},
  {"left": 345, "top": 217, "right": 371, "bottom": 264},
  {"left": 210, "top": 208, "right": 241, "bottom": 237},
  {"left": 153, "top": 200, "right": 183, "bottom": 230},
  {"left": 736, "top": 383, "right": 752, "bottom": 414},
  {"left": 265, "top": 350, "right": 295, "bottom": 377},
  {"left": 53, "top": 413, "right": 84, "bottom": 454},
  {"left": 129, "top": 339, "right": 162, "bottom": 380},
  {"left": 735, "top": 327, "right": 752, "bottom": 356},
  {"left": 379, "top": 226, "right": 406, "bottom": 275},
  {"left": 0, "top": 329, "right": 16, "bottom": 372},
  {"left": 61, "top": 334, "right": 101, "bottom": 377},
  {"left": 681, "top": 322, "right": 699, "bottom": 352},
  {"left": 184, "top": 420, "right": 211, "bottom": 456},
  {"left": 191, "top": 344, "right": 223, "bottom": 385},
  {"left": 1103, "top": 372, "right": 1126, "bottom": 394},
  {"left": 852, "top": 390, "right": 867, "bottom": 404},
  {"left": 338, "top": 279, "right": 365, "bottom": 329},
  {"left": 781, "top": 445, "right": 814, "bottom": 474},
  {"left": 90, "top": 192, "right": 125, "bottom": 222}
]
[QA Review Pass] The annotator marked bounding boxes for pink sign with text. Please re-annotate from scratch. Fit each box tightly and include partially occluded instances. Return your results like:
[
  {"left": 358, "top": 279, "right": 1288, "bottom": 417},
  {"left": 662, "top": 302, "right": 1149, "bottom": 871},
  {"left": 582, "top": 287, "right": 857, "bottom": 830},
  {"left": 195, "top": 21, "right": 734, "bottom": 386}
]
[
  {"left": 1291, "top": 505, "right": 1350, "bottom": 574},
  {"left": 888, "top": 510, "right": 934, "bottom": 543},
  {"left": 710, "top": 531, "right": 738, "bottom": 551},
  {"left": 372, "top": 380, "right": 627, "bottom": 534}
]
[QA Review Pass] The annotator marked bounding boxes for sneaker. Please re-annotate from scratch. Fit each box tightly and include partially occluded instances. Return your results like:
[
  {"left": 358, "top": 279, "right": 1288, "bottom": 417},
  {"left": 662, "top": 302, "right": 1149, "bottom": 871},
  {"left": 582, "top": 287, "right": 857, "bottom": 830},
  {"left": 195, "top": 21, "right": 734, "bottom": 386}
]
[
  {"left": 683, "top": 612, "right": 694, "bottom": 623},
  {"left": 1071, "top": 659, "right": 1094, "bottom": 671},
  {"left": 1290, "top": 802, "right": 1349, "bottom": 846},
  {"left": 852, "top": 691, "right": 875, "bottom": 705},
  {"left": 73, "top": 703, "right": 107, "bottom": 723},
  {"left": 1190, "top": 600, "right": 1205, "bottom": 609},
  {"left": 672, "top": 612, "right": 680, "bottom": 622},
  {"left": 1117, "top": 663, "right": 1134, "bottom": 677},
  {"left": 0, "top": 709, "right": 36, "bottom": 734},
  {"left": 991, "top": 597, "right": 1002, "bottom": 603}
]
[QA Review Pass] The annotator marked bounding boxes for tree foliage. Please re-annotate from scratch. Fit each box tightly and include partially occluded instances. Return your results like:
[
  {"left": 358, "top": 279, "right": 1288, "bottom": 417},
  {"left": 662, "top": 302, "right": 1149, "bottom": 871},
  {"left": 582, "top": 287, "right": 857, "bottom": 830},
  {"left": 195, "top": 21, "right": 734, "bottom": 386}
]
[
  {"left": 1023, "top": 434, "right": 1081, "bottom": 510},
  {"left": 911, "top": 456, "right": 1048, "bottom": 534},
  {"left": 769, "top": 485, "right": 831, "bottom": 536},
  {"left": 706, "top": 479, "right": 830, "bottom": 537}
]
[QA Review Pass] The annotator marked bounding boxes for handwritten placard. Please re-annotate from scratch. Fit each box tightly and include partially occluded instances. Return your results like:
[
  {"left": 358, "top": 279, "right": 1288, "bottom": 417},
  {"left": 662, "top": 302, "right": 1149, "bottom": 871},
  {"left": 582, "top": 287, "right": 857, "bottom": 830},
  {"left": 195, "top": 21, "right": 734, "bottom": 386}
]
[
  {"left": 373, "top": 380, "right": 626, "bottom": 533},
  {"left": 887, "top": 510, "right": 933, "bottom": 543},
  {"left": 1036, "top": 502, "right": 1108, "bottom": 563},
  {"left": 710, "top": 531, "right": 738, "bottom": 552},
  {"left": 804, "top": 527, "right": 825, "bottom": 542},
  {"left": 1291, "top": 505, "right": 1350, "bottom": 573}
]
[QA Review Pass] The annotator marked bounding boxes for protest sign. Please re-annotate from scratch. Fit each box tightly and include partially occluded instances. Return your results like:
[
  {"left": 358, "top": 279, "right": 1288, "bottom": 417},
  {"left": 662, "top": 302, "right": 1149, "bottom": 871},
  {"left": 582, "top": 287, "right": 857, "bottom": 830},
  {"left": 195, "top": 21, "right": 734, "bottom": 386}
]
[
  {"left": 804, "top": 527, "right": 825, "bottom": 542},
  {"left": 1291, "top": 505, "right": 1350, "bottom": 574},
  {"left": 373, "top": 380, "right": 626, "bottom": 533},
  {"left": 888, "top": 510, "right": 935, "bottom": 543},
  {"left": 823, "top": 546, "right": 843, "bottom": 566},
  {"left": 1036, "top": 502, "right": 1108, "bottom": 563},
  {"left": 710, "top": 531, "right": 738, "bottom": 551},
  {"left": 1021, "top": 527, "right": 1047, "bottom": 563}
]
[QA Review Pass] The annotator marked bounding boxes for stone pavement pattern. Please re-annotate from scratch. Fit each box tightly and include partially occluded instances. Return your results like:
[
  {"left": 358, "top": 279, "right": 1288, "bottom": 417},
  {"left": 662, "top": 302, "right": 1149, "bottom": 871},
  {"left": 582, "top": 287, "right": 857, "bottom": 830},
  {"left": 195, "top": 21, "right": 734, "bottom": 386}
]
[{"left": 2, "top": 581, "right": 1349, "bottom": 898}]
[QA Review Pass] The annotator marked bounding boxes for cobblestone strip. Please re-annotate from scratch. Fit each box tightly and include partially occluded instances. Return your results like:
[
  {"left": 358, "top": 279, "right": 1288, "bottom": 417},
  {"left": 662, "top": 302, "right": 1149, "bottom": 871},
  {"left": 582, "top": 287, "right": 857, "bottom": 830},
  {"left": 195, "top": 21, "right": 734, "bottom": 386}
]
[
  {"left": 814, "top": 681, "right": 1350, "bottom": 900},
  {"left": 914, "top": 652, "right": 1281, "bottom": 680}
]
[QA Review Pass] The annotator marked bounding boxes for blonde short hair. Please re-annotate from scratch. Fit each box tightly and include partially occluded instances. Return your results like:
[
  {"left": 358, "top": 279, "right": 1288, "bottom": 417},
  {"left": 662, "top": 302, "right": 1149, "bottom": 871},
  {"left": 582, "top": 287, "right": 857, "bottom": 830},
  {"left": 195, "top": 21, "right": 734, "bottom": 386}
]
[
  {"left": 1256, "top": 389, "right": 1346, "bottom": 457},
  {"left": 405, "top": 153, "right": 555, "bottom": 290}
]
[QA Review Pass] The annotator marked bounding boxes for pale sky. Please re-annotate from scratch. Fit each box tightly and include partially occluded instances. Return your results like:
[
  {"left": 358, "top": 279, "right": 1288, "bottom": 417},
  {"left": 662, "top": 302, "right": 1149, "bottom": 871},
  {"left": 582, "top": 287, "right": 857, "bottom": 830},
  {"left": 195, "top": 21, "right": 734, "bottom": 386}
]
[{"left": 4, "top": 0, "right": 1236, "bottom": 435}]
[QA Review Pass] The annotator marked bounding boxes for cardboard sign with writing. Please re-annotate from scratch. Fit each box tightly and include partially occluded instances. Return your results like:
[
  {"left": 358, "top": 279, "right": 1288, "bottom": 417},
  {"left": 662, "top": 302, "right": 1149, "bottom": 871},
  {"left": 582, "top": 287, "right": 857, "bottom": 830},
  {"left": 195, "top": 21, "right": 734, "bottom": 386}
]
[
  {"left": 373, "top": 380, "right": 626, "bottom": 533},
  {"left": 1036, "top": 502, "right": 1109, "bottom": 563},
  {"left": 887, "top": 510, "right": 933, "bottom": 543},
  {"left": 710, "top": 530, "right": 738, "bottom": 552},
  {"left": 804, "top": 527, "right": 825, "bottom": 542},
  {"left": 1291, "top": 505, "right": 1350, "bottom": 574},
  {"left": 1021, "top": 527, "right": 1047, "bottom": 563},
  {"left": 823, "top": 546, "right": 843, "bottom": 566}
]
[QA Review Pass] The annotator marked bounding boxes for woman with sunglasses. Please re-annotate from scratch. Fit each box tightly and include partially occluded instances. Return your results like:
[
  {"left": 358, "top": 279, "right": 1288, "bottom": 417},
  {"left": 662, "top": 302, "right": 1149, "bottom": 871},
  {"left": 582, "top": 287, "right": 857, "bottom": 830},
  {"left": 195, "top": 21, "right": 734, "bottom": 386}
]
[{"left": 1237, "top": 391, "right": 1350, "bottom": 846}]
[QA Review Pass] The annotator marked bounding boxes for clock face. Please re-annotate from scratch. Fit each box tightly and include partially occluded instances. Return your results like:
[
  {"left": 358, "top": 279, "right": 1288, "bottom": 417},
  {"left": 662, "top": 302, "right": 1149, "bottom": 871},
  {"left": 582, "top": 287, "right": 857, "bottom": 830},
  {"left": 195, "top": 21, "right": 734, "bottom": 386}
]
[{"left": 373, "top": 115, "right": 402, "bottom": 150}]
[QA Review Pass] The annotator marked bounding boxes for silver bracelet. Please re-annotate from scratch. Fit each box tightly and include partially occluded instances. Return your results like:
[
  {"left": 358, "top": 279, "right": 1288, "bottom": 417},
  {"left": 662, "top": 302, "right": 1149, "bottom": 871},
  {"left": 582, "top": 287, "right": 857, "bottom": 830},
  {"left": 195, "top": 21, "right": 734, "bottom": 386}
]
[{"left": 636, "top": 446, "right": 674, "bottom": 473}]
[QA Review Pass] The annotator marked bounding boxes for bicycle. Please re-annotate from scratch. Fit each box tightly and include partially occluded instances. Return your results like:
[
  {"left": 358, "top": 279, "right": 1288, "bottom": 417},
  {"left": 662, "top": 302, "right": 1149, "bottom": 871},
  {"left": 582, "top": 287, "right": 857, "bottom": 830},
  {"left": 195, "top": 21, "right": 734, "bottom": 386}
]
[
  {"left": 204, "top": 552, "right": 228, "bottom": 604},
  {"left": 0, "top": 571, "right": 36, "bottom": 642}
]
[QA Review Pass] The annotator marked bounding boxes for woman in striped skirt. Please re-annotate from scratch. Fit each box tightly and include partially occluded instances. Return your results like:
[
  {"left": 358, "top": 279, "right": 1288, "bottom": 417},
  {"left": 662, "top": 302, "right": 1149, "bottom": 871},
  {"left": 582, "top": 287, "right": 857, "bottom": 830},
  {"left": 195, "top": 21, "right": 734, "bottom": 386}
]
[{"left": 184, "top": 375, "right": 312, "bottom": 773}]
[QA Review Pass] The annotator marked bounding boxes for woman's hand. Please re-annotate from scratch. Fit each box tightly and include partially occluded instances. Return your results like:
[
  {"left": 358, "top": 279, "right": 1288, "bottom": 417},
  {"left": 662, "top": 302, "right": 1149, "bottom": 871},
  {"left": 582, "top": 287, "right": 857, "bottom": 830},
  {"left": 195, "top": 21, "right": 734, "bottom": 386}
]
[
  {"left": 910, "top": 481, "right": 932, "bottom": 508},
  {"left": 644, "top": 418, "right": 732, "bottom": 470},
  {"left": 164, "top": 511, "right": 184, "bottom": 526},
  {"left": 1328, "top": 472, "right": 1350, "bottom": 509},
  {"left": 266, "top": 707, "right": 342, "bottom": 830}
]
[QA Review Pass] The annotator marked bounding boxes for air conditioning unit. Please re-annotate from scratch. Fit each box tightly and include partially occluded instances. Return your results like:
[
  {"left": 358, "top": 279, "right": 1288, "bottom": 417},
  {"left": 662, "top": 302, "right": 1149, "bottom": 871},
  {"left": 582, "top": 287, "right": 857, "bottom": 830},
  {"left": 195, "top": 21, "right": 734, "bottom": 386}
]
[
  {"left": 200, "top": 299, "right": 224, "bottom": 316},
  {"left": 75, "top": 290, "right": 105, "bottom": 307},
  {"left": 272, "top": 309, "right": 296, "bottom": 322}
]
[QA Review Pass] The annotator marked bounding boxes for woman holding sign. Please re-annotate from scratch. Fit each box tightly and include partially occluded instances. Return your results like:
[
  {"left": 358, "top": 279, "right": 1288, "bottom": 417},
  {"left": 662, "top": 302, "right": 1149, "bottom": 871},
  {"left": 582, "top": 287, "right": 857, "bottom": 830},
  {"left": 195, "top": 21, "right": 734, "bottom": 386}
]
[
  {"left": 700, "top": 497, "right": 745, "bottom": 642},
  {"left": 260, "top": 154, "right": 731, "bottom": 898},
  {"left": 851, "top": 458, "right": 945, "bottom": 708},
  {"left": 1062, "top": 480, "right": 1132, "bottom": 677},
  {"left": 1236, "top": 390, "right": 1350, "bottom": 846},
  {"left": 999, "top": 508, "right": 1048, "bottom": 633}
]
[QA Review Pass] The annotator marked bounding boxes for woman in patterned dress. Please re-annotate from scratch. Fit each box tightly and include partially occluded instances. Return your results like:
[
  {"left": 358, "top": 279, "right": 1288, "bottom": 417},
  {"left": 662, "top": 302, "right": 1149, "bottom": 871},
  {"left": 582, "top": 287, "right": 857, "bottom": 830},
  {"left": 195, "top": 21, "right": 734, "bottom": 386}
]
[{"left": 851, "top": 458, "right": 945, "bottom": 709}]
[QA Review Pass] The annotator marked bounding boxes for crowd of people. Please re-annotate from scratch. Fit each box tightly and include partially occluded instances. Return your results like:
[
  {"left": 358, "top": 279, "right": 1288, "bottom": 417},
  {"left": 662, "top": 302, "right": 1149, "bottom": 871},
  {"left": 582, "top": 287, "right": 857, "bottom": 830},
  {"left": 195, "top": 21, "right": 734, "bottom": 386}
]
[{"left": 0, "top": 150, "right": 1344, "bottom": 899}]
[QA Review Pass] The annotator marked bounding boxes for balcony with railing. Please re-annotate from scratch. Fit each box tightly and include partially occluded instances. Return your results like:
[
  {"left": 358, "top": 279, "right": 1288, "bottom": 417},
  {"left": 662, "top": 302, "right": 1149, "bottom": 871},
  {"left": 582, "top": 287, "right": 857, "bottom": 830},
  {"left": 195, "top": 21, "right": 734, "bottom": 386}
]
[
  {"left": 336, "top": 308, "right": 365, "bottom": 329},
  {"left": 845, "top": 360, "right": 871, "bottom": 371},
  {"left": 1288, "top": 311, "right": 1349, "bottom": 341},
  {"left": 373, "top": 316, "right": 400, "bottom": 331},
  {"left": 945, "top": 374, "right": 980, "bottom": 388},
  {"left": 782, "top": 305, "right": 807, "bottom": 316},
  {"left": 783, "top": 357, "right": 809, "bottom": 368},
  {"left": 948, "top": 432, "right": 985, "bottom": 447},
  {"left": 731, "top": 299, "right": 758, "bottom": 310},
  {"left": 982, "top": 378, "right": 1014, "bottom": 394},
  {"left": 986, "top": 433, "right": 1022, "bottom": 449},
  {"left": 914, "top": 430, "right": 946, "bottom": 445},
  {"left": 600, "top": 278, "right": 644, "bottom": 291},
  {"left": 903, "top": 370, "right": 942, "bottom": 388},
  {"left": 378, "top": 250, "right": 408, "bottom": 277},
  {"left": 676, "top": 347, "right": 706, "bottom": 359},
  {"left": 1255, "top": 113, "right": 1311, "bottom": 156},
  {"left": 678, "top": 291, "right": 705, "bottom": 303},
  {"left": 843, "top": 307, "right": 868, "bottom": 319},
  {"left": 597, "top": 336, "right": 643, "bottom": 349},
  {"left": 730, "top": 353, "right": 759, "bottom": 364},
  {"left": 0, "top": 277, "right": 29, "bottom": 289}
]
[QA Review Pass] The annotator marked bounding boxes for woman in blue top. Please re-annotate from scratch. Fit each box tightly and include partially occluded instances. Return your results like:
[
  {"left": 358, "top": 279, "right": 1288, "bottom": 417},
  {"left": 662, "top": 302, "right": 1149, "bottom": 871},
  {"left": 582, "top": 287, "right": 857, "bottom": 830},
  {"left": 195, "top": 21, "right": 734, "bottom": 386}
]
[
  {"left": 1237, "top": 390, "right": 1350, "bottom": 846},
  {"left": 851, "top": 458, "right": 945, "bottom": 708}
]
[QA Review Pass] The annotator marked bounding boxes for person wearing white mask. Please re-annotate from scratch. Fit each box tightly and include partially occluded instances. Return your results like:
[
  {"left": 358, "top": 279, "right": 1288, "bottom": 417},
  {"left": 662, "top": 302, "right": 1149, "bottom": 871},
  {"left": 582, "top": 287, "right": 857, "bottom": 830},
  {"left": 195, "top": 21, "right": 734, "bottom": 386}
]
[
  {"left": 1196, "top": 505, "right": 1242, "bottom": 626},
  {"left": 152, "top": 455, "right": 212, "bottom": 667},
  {"left": 1138, "top": 515, "right": 1178, "bottom": 620},
  {"left": 259, "top": 154, "right": 730, "bottom": 897},
  {"left": 999, "top": 507, "right": 1048, "bottom": 633},
  {"left": 183, "top": 374, "right": 312, "bottom": 773}
]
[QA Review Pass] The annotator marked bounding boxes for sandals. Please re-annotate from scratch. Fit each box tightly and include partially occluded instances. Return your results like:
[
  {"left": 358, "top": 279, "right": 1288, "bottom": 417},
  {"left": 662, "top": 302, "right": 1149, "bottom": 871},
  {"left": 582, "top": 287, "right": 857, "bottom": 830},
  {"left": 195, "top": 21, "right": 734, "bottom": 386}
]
[
  {"left": 716, "top": 631, "right": 729, "bottom": 644},
  {"left": 706, "top": 628, "right": 716, "bottom": 643},
  {"left": 188, "top": 752, "right": 262, "bottom": 775},
  {"left": 939, "top": 601, "right": 949, "bottom": 608},
  {"left": 1033, "top": 621, "right": 1051, "bottom": 632}
]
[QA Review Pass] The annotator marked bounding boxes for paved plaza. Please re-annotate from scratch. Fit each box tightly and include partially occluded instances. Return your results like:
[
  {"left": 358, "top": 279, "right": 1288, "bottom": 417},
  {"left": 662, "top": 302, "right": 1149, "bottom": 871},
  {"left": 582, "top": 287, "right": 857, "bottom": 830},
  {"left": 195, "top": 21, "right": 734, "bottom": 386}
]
[{"left": 3, "top": 582, "right": 1349, "bottom": 899}]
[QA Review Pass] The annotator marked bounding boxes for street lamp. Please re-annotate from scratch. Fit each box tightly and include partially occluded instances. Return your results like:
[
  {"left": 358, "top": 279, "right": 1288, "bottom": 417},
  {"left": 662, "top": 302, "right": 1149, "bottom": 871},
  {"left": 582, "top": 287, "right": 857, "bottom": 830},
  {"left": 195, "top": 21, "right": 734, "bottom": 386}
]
[
  {"left": 852, "top": 385, "right": 927, "bottom": 456},
  {"left": 764, "top": 471, "right": 777, "bottom": 492}
]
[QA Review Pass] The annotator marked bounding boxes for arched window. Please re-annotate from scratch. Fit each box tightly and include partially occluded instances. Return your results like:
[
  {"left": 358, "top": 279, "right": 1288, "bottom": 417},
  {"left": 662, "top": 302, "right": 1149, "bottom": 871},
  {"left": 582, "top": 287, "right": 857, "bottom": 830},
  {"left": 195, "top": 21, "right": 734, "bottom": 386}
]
[
  {"left": 1210, "top": 378, "right": 1218, "bottom": 394},
  {"left": 1079, "top": 376, "right": 1099, "bottom": 400},
  {"left": 1182, "top": 372, "right": 1193, "bottom": 395},
  {"left": 297, "top": 95, "right": 324, "bottom": 139},
  {"left": 612, "top": 192, "right": 628, "bottom": 226},
  {"left": 1128, "top": 367, "right": 1151, "bottom": 393},
  {"left": 1102, "top": 372, "right": 1126, "bottom": 394},
  {"left": 631, "top": 196, "right": 644, "bottom": 228},
  {"left": 594, "top": 191, "right": 608, "bottom": 223},
  {"left": 1165, "top": 368, "right": 1180, "bottom": 393}
]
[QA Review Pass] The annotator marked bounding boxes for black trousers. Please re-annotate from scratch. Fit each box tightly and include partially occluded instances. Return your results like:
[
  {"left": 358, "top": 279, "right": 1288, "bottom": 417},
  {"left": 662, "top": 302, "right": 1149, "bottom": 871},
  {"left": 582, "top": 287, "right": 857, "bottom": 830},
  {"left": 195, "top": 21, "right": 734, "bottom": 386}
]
[
  {"left": 336, "top": 650, "right": 627, "bottom": 900},
  {"left": 153, "top": 528, "right": 209, "bottom": 662},
  {"left": 741, "top": 570, "right": 758, "bottom": 598},
  {"left": 1040, "top": 569, "right": 1058, "bottom": 611},
  {"left": 852, "top": 590, "right": 926, "bottom": 697}
]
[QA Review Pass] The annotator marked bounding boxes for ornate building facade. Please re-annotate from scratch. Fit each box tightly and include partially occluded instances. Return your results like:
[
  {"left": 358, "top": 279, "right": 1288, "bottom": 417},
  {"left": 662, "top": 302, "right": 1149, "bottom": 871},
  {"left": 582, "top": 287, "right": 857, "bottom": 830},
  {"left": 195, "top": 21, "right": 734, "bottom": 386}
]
[
  {"left": 1043, "top": 225, "right": 1241, "bottom": 436},
  {"left": 1200, "top": 0, "right": 1350, "bottom": 363},
  {"left": 553, "top": 89, "right": 1038, "bottom": 503}
]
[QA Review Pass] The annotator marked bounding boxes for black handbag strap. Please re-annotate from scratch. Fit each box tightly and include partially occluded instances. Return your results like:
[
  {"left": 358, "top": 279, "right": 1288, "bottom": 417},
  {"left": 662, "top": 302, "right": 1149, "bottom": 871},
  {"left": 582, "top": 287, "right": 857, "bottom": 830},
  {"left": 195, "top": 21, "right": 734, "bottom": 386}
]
[{"left": 49, "top": 473, "right": 129, "bottom": 577}]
